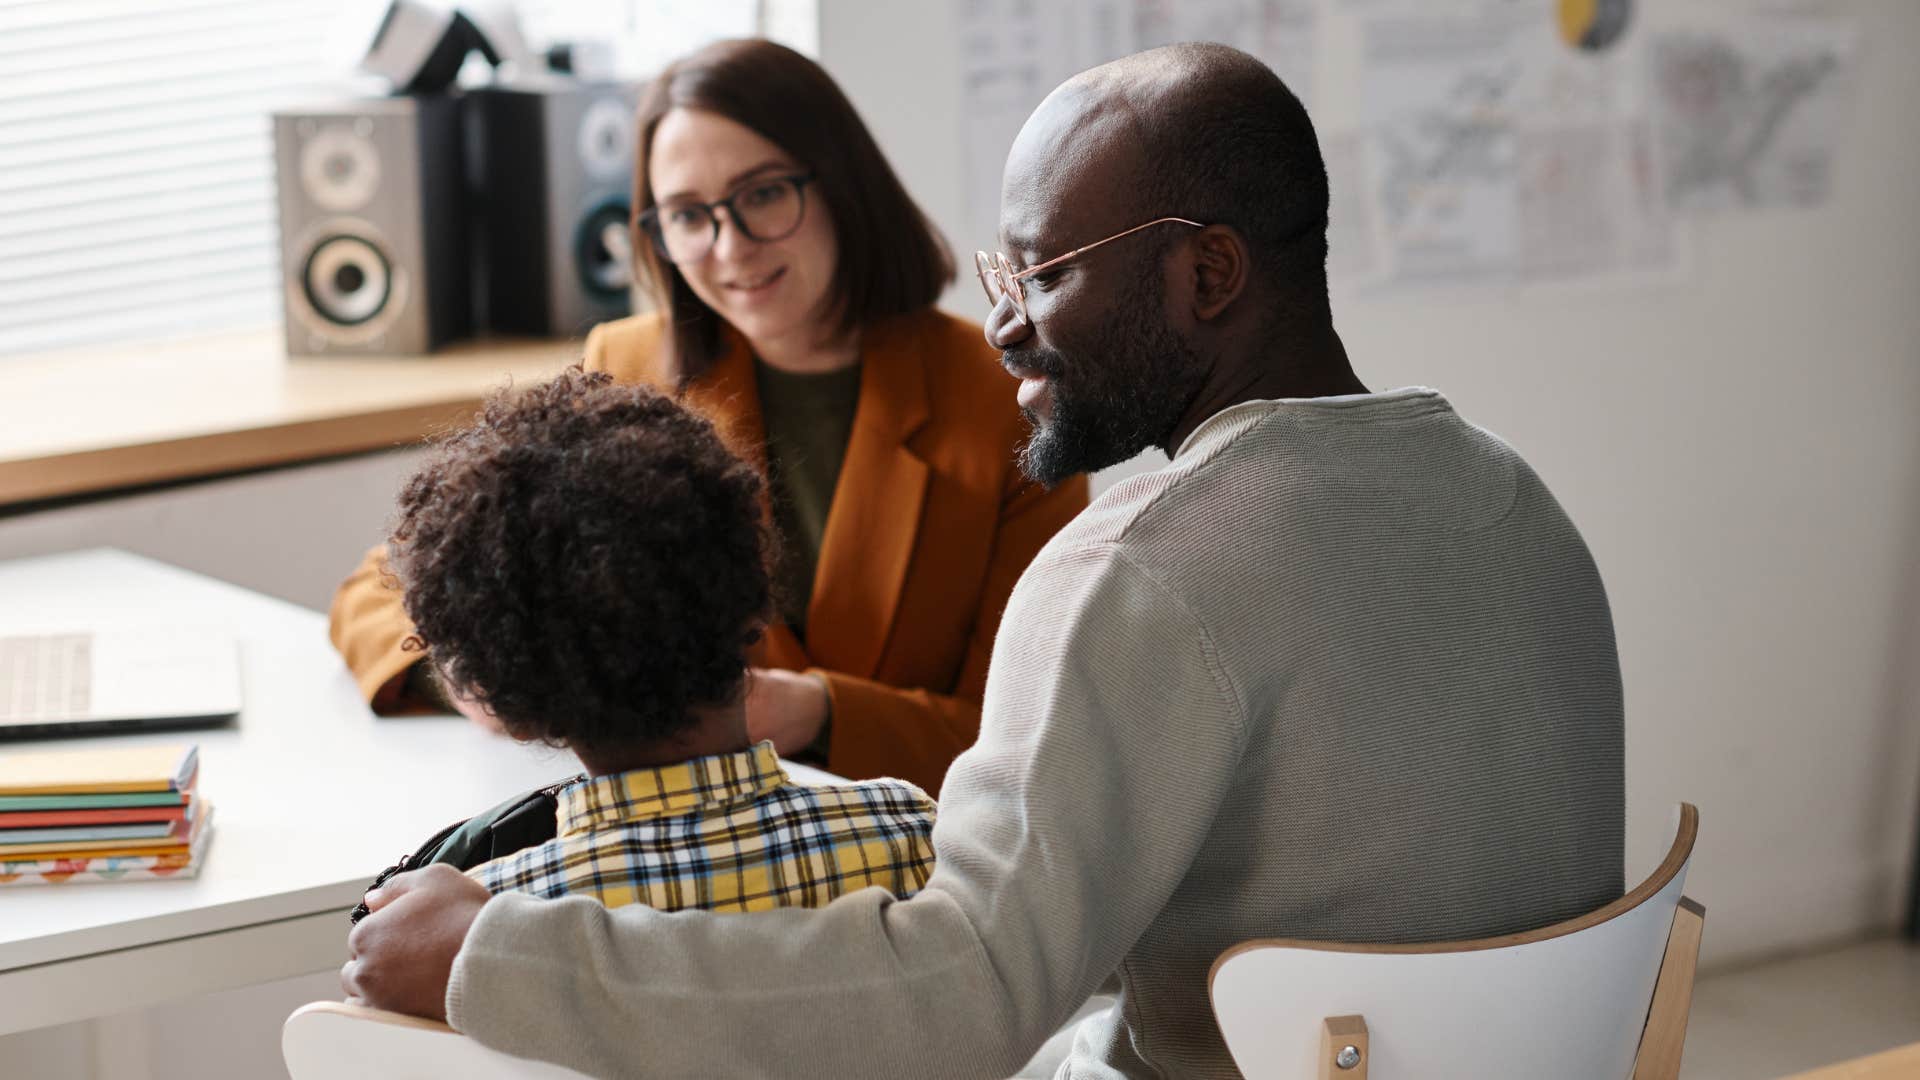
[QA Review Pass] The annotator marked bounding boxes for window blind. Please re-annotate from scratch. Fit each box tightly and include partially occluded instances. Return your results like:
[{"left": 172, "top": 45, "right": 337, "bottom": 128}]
[
  {"left": 0, "top": 0, "right": 808, "bottom": 359},
  {"left": 0, "top": 0, "right": 356, "bottom": 356}
]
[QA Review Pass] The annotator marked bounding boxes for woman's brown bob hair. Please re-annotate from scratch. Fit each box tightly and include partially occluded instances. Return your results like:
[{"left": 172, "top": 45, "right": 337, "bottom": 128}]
[{"left": 632, "top": 39, "right": 955, "bottom": 382}]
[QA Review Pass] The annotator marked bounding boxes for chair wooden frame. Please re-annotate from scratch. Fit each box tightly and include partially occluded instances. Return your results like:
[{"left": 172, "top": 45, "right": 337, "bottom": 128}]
[
  {"left": 1209, "top": 804, "right": 1704, "bottom": 1080},
  {"left": 283, "top": 1000, "right": 596, "bottom": 1079},
  {"left": 292, "top": 999, "right": 457, "bottom": 1036}
]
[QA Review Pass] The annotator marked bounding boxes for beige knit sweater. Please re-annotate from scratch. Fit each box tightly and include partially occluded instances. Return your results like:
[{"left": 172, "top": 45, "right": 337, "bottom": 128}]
[{"left": 447, "top": 388, "right": 1625, "bottom": 1079}]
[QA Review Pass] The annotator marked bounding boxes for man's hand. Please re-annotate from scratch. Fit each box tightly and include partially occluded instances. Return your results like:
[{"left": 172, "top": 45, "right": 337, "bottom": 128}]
[
  {"left": 342, "top": 864, "right": 491, "bottom": 1023},
  {"left": 743, "top": 668, "right": 830, "bottom": 756}
]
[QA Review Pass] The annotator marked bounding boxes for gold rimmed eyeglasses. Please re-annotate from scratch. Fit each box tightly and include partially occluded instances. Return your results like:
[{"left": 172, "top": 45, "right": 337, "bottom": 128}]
[{"left": 975, "top": 217, "right": 1206, "bottom": 326}]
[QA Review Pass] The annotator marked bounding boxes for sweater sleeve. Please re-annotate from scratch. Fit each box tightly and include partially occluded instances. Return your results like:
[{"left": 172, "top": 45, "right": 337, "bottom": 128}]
[
  {"left": 445, "top": 543, "right": 1247, "bottom": 1079},
  {"left": 814, "top": 463, "right": 1088, "bottom": 794}
]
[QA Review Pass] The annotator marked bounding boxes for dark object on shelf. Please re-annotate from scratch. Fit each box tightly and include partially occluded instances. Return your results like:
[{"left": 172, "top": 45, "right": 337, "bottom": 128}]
[
  {"left": 468, "top": 79, "right": 640, "bottom": 338},
  {"left": 361, "top": 2, "right": 503, "bottom": 94}
]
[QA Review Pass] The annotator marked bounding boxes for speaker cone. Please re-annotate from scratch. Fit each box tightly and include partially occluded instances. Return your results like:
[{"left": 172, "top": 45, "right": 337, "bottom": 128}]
[
  {"left": 577, "top": 98, "right": 633, "bottom": 182},
  {"left": 299, "top": 127, "right": 381, "bottom": 212},
  {"left": 303, "top": 235, "right": 393, "bottom": 326},
  {"left": 575, "top": 198, "right": 633, "bottom": 298}
]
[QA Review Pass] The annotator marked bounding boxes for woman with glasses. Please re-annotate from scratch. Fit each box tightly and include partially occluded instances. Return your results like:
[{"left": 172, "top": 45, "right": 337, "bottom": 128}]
[{"left": 328, "top": 39, "right": 1087, "bottom": 796}]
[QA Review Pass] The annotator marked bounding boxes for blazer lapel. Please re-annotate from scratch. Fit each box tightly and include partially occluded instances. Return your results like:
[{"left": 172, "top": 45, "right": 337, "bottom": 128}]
[{"left": 805, "top": 318, "right": 931, "bottom": 679}]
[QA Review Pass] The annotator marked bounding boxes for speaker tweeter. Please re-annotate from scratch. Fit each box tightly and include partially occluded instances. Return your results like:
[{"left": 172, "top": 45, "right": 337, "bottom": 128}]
[{"left": 273, "top": 96, "right": 470, "bottom": 355}]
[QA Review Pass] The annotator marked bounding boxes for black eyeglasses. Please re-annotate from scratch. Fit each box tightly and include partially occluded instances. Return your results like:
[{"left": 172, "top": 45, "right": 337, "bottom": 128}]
[{"left": 638, "top": 173, "right": 816, "bottom": 264}]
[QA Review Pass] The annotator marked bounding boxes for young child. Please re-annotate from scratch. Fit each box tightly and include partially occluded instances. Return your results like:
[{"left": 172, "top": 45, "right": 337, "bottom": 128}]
[{"left": 384, "top": 368, "right": 935, "bottom": 911}]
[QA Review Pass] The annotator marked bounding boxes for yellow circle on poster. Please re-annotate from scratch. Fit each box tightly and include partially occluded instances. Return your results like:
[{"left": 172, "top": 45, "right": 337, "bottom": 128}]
[{"left": 1558, "top": 0, "right": 1632, "bottom": 52}]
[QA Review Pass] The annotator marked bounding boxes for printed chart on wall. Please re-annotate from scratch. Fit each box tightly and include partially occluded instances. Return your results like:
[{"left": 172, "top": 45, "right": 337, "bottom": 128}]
[
  {"left": 959, "top": 0, "right": 1317, "bottom": 255},
  {"left": 1357, "top": 2, "right": 1679, "bottom": 287},
  {"left": 1647, "top": 16, "right": 1859, "bottom": 214},
  {"left": 957, "top": 0, "right": 1859, "bottom": 296}
]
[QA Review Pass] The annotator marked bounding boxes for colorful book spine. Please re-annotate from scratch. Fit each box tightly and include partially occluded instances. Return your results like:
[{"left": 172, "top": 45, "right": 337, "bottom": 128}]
[
  {"left": 0, "top": 803, "right": 190, "bottom": 828},
  {"left": 0, "top": 814, "right": 213, "bottom": 886},
  {"left": 0, "top": 791, "right": 191, "bottom": 811},
  {"left": 0, "top": 744, "right": 198, "bottom": 795},
  {"left": 0, "top": 744, "right": 213, "bottom": 885},
  {"left": 0, "top": 802, "right": 206, "bottom": 859},
  {"left": 0, "top": 819, "right": 194, "bottom": 857},
  {"left": 0, "top": 821, "right": 179, "bottom": 844}
]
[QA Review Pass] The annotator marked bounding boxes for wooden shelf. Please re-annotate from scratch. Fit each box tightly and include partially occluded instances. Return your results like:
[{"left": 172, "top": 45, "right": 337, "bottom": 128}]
[{"left": 0, "top": 330, "right": 580, "bottom": 507}]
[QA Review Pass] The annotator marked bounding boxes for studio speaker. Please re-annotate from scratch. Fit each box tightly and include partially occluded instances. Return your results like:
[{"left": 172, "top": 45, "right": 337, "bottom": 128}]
[
  {"left": 469, "top": 81, "right": 639, "bottom": 337},
  {"left": 272, "top": 96, "right": 470, "bottom": 355}
]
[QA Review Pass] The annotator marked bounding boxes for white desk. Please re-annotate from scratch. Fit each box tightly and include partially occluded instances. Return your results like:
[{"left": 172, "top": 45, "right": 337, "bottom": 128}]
[{"left": 0, "top": 549, "right": 832, "bottom": 1035}]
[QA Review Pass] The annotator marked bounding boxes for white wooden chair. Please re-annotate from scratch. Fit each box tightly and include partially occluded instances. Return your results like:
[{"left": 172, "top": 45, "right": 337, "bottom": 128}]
[
  {"left": 283, "top": 1000, "right": 594, "bottom": 1080},
  {"left": 1210, "top": 803, "right": 1704, "bottom": 1080}
]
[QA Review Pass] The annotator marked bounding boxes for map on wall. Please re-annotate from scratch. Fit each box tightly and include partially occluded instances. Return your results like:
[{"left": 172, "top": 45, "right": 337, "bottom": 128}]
[
  {"left": 1361, "top": 9, "right": 1528, "bottom": 283},
  {"left": 1647, "top": 18, "right": 1859, "bottom": 213},
  {"left": 1357, "top": 4, "right": 1676, "bottom": 287},
  {"left": 956, "top": 0, "right": 1857, "bottom": 294},
  {"left": 958, "top": 0, "right": 1318, "bottom": 255}
]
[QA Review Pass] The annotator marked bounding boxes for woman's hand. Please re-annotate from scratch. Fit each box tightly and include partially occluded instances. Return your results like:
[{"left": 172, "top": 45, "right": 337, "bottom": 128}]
[
  {"left": 743, "top": 668, "right": 830, "bottom": 756},
  {"left": 444, "top": 680, "right": 508, "bottom": 736},
  {"left": 411, "top": 661, "right": 508, "bottom": 735}
]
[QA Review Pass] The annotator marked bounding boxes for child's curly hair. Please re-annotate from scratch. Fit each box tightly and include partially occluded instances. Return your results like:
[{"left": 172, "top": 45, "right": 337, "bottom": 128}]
[{"left": 387, "top": 366, "right": 771, "bottom": 752}]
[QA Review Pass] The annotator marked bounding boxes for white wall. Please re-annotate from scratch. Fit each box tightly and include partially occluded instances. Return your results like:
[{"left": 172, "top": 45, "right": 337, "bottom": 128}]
[
  {"left": 819, "top": 0, "right": 1920, "bottom": 966},
  {"left": 0, "top": 449, "right": 428, "bottom": 613}
]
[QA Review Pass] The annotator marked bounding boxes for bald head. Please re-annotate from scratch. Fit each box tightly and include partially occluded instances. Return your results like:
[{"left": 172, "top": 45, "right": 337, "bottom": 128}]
[
  {"left": 986, "top": 45, "right": 1345, "bottom": 485},
  {"left": 1002, "top": 43, "right": 1329, "bottom": 323}
]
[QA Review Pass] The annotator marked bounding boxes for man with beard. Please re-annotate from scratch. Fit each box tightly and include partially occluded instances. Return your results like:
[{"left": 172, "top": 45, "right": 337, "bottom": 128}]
[{"left": 342, "top": 43, "right": 1625, "bottom": 1080}]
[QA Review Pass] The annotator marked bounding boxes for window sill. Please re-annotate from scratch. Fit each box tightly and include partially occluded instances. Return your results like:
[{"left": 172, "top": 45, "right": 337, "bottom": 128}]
[{"left": 0, "top": 330, "right": 580, "bottom": 509}]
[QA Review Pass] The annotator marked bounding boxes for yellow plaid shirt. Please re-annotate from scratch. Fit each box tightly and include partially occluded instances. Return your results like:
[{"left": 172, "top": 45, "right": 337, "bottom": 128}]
[{"left": 467, "top": 741, "right": 936, "bottom": 912}]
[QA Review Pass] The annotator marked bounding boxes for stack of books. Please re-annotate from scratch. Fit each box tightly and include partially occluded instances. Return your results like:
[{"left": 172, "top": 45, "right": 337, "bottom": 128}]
[{"left": 0, "top": 744, "right": 213, "bottom": 886}]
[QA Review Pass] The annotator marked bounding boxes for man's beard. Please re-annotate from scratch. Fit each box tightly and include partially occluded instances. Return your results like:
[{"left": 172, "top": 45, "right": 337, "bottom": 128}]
[{"left": 1013, "top": 279, "right": 1207, "bottom": 488}]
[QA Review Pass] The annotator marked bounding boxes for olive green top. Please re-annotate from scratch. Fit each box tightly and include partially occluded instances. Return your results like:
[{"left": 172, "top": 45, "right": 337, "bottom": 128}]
[{"left": 753, "top": 359, "right": 863, "bottom": 640}]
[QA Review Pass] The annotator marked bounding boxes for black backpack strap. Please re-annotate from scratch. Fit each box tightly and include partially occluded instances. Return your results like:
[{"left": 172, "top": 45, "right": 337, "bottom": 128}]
[
  {"left": 347, "top": 774, "right": 584, "bottom": 925},
  {"left": 347, "top": 816, "right": 464, "bottom": 925}
]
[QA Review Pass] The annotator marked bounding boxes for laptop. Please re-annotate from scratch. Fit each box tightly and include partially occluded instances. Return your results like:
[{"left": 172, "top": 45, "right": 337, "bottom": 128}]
[{"left": 0, "top": 631, "right": 242, "bottom": 740}]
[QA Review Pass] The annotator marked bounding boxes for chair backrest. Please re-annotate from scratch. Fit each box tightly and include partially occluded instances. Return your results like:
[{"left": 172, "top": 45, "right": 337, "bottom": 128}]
[
  {"left": 283, "top": 1001, "right": 595, "bottom": 1080},
  {"left": 1210, "top": 804, "right": 1703, "bottom": 1080}
]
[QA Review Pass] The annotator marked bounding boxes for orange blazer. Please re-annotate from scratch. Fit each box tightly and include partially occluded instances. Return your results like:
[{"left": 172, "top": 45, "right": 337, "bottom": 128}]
[{"left": 327, "top": 307, "right": 1088, "bottom": 794}]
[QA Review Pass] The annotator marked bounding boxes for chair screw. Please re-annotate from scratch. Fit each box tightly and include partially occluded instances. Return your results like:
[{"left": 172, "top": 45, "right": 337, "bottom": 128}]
[{"left": 1335, "top": 1045, "right": 1362, "bottom": 1069}]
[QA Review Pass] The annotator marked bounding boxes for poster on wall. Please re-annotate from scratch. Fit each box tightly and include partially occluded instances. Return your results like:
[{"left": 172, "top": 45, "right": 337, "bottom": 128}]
[
  {"left": 1321, "top": 130, "right": 1385, "bottom": 285},
  {"left": 1355, "top": 3, "right": 1680, "bottom": 289},
  {"left": 1359, "top": 8, "right": 1529, "bottom": 284},
  {"left": 1646, "top": 15, "right": 1859, "bottom": 214},
  {"left": 959, "top": 0, "right": 1318, "bottom": 253},
  {"left": 959, "top": 0, "right": 1112, "bottom": 250},
  {"left": 1133, "top": 0, "right": 1318, "bottom": 106},
  {"left": 956, "top": 0, "right": 1854, "bottom": 296}
]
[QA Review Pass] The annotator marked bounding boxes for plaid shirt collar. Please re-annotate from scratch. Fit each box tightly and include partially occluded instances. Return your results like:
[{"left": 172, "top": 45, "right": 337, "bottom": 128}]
[{"left": 556, "top": 741, "right": 791, "bottom": 838}]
